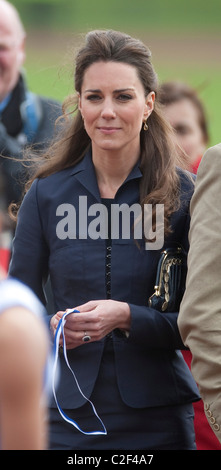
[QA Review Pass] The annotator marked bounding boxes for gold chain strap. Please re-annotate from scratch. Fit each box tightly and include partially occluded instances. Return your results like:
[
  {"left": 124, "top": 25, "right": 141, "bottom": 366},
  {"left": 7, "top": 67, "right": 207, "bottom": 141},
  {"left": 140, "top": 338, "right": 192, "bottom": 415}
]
[{"left": 162, "top": 257, "right": 182, "bottom": 311}]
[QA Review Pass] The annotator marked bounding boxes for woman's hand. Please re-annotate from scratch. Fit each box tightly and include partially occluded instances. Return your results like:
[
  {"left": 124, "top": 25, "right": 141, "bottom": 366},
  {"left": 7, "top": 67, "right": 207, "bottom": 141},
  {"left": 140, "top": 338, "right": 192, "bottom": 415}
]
[{"left": 50, "top": 299, "right": 131, "bottom": 349}]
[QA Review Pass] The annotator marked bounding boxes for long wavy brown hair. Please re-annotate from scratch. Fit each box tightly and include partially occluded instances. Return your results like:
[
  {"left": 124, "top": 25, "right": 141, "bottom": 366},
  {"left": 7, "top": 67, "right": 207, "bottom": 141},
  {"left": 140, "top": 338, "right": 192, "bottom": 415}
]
[{"left": 11, "top": 30, "right": 187, "bottom": 237}]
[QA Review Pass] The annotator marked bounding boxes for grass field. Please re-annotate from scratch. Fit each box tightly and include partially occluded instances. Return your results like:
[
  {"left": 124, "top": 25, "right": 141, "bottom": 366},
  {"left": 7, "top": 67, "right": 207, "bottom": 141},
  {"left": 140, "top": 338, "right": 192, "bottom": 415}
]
[{"left": 13, "top": 0, "right": 221, "bottom": 34}]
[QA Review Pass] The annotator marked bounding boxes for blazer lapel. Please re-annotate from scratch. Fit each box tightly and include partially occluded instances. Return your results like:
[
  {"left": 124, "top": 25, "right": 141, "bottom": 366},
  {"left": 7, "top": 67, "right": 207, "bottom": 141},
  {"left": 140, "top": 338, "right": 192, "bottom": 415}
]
[{"left": 70, "top": 150, "right": 101, "bottom": 202}]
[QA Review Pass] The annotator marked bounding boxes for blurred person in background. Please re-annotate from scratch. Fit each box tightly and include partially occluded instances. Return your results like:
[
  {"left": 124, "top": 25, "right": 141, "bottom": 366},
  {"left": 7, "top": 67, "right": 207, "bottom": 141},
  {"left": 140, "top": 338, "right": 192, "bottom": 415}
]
[
  {"left": 0, "top": 0, "right": 62, "bottom": 211},
  {"left": 0, "top": 209, "right": 50, "bottom": 449},
  {"left": 159, "top": 81, "right": 209, "bottom": 174},
  {"left": 160, "top": 81, "right": 221, "bottom": 449}
]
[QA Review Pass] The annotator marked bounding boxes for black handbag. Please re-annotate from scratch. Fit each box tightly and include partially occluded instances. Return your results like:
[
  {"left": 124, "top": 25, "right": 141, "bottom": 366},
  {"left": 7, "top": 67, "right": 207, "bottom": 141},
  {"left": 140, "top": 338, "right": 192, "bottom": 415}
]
[{"left": 148, "top": 244, "right": 187, "bottom": 312}]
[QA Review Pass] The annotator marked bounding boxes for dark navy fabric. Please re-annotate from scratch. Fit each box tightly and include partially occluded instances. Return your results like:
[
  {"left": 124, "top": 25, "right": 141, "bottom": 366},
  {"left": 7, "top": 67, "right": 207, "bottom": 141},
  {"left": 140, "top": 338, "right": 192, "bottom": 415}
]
[{"left": 9, "top": 150, "right": 200, "bottom": 413}]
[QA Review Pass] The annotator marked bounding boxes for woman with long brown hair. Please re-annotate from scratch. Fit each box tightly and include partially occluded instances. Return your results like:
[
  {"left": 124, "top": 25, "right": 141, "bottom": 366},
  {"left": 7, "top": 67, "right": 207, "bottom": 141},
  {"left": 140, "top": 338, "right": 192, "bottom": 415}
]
[{"left": 9, "top": 30, "right": 199, "bottom": 450}]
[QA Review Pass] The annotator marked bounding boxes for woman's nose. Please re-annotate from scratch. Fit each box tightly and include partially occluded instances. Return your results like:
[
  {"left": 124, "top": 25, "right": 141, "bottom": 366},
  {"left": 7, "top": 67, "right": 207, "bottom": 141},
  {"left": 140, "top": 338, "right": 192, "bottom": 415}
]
[{"left": 100, "top": 99, "right": 116, "bottom": 119}]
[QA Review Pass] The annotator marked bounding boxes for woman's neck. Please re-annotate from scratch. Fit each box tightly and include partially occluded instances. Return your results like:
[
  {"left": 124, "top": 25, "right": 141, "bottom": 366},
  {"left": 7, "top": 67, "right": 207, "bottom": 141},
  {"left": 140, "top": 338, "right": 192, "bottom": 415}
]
[{"left": 92, "top": 148, "right": 140, "bottom": 198}]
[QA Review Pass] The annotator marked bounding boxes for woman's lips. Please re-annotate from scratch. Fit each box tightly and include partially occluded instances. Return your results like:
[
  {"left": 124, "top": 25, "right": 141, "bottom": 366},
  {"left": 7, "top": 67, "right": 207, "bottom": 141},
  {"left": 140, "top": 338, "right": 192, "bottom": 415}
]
[{"left": 98, "top": 127, "right": 121, "bottom": 134}]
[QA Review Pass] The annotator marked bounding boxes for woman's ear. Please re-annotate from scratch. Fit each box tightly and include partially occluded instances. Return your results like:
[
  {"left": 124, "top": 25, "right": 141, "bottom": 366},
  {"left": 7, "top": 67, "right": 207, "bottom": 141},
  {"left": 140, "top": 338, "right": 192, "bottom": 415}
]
[{"left": 144, "top": 91, "right": 155, "bottom": 119}]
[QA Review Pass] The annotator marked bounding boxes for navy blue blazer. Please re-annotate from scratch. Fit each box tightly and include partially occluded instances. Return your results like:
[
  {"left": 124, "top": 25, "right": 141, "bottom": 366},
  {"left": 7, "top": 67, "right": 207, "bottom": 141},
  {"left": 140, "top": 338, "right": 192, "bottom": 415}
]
[{"left": 9, "top": 151, "right": 200, "bottom": 409}]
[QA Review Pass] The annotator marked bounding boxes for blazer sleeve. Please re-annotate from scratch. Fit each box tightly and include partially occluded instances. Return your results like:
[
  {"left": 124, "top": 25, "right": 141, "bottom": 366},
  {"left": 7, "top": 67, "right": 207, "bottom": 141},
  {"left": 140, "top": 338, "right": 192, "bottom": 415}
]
[
  {"left": 127, "top": 304, "right": 184, "bottom": 350},
  {"left": 178, "top": 144, "right": 221, "bottom": 442},
  {"left": 9, "top": 179, "right": 49, "bottom": 306}
]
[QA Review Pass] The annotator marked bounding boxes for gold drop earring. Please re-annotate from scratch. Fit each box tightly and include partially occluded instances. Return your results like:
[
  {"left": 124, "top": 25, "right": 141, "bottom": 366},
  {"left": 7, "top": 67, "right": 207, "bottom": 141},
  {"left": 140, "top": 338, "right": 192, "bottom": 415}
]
[{"left": 143, "top": 119, "right": 148, "bottom": 131}]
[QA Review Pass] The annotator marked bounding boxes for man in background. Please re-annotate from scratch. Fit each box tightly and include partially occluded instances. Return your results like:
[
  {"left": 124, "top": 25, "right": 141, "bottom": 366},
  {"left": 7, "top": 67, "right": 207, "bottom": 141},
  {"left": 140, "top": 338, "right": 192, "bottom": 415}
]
[{"left": 0, "top": 0, "right": 62, "bottom": 210}]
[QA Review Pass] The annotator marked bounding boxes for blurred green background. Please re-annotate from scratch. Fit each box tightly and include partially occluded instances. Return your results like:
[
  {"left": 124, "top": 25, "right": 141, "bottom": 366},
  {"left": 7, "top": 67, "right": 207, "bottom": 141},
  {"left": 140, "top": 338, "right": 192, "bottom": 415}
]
[{"left": 11, "top": 0, "right": 221, "bottom": 147}]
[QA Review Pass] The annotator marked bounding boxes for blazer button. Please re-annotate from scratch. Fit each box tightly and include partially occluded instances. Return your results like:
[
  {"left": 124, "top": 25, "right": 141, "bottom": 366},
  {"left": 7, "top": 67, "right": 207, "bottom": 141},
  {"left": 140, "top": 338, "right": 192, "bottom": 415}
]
[
  {"left": 210, "top": 417, "right": 216, "bottom": 425},
  {"left": 214, "top": 423, "right": 220, "bottom": 431},
  {"left": 206, "top": 410, "right": 212, "bottom": 418},
  {"left": 204, "top": 403, "right": 210, "bottom": 411}
]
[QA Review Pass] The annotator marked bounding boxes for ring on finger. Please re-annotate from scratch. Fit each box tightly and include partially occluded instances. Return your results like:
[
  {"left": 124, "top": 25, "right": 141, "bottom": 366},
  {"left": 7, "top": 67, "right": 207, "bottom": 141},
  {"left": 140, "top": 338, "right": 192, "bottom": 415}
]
[{"left": 82, "top": 332, "right": 91, "bottom": 342}]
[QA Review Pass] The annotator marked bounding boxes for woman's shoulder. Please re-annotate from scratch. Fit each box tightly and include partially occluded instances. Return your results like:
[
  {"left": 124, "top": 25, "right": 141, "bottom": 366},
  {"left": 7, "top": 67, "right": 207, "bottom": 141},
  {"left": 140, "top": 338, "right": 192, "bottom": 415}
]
[
  {"left": 35, "top": 152, "right": 91, "bottom": 189},
  {"left": 26, "top": 165, "right": 78, "bottom": 203},
  {"left": 37, "top": 165, "right": 76, "bottom": 186}
]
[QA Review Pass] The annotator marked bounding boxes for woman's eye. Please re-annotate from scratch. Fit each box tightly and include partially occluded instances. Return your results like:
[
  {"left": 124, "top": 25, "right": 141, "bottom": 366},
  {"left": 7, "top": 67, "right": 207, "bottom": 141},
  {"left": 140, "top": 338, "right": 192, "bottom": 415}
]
[
  {"left": 86, "top": 94, "right": 101, "bottom": 101},
  {"left": 174, "top": 125, "right": 190, "bottom": 136},
  {"left": 117, "top": 94, "right": 133, "bottom": 101}
]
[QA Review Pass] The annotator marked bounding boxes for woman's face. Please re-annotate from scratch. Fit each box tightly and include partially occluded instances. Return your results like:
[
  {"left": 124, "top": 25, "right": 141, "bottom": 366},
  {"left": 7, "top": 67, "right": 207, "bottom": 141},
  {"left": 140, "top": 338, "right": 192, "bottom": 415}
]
[
  {"left": 78, "top": 61, "right": 154, "bottom": 157},
  {"left": 163, "top": 98, "right": 206, "bottom": 167}
]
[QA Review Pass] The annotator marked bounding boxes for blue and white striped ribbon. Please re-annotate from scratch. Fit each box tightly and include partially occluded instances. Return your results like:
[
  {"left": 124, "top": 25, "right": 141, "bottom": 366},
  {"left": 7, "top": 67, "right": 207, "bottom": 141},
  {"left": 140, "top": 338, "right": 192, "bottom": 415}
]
[{"left": 52, "top": 308, "right": 107, "bottom": 435}]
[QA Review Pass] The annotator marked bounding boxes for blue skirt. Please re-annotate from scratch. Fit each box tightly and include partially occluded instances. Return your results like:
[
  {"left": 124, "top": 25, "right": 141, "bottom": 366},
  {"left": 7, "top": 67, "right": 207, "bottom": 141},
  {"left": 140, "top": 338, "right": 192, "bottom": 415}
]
[{"left": 49, "top": 337, "right": 196, "bottom": 450}]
